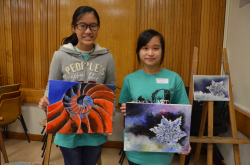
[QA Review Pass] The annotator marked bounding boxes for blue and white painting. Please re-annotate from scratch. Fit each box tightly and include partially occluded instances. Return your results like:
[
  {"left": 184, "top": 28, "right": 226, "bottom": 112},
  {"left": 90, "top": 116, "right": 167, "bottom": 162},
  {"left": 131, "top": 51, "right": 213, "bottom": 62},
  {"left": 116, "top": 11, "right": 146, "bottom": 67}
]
[
  {"left": 193, "top": 75, "right": 230, "bottom": 101},
  {"left": 124, "top": 103, "right": 191, "bottom": 153}
]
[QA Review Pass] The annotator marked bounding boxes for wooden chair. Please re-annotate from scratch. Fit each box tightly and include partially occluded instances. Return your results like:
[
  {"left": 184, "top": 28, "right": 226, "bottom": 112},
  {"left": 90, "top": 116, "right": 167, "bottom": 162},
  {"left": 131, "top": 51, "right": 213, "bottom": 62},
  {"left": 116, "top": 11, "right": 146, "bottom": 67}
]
[
  {"left": 0, "top": 91, "right": 21, "bottom": 103},
  {"left": 0, "top": 96, "right": 22, "bottom": 163},
  {"left": 0, "top": 83, "right": 20, "bottom": 96},
  {"left": 0, "top": 91, "right": 30, "bottom": 142}
]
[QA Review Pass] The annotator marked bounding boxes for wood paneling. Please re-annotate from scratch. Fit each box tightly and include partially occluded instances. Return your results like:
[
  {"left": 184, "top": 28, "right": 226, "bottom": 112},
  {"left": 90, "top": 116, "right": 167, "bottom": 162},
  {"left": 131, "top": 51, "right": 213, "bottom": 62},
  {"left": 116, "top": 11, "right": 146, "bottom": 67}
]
[
  {"left": 59, "top": 0, "right": 137, "bottom": 89},
  {"left": 20, "top": 88, "right": 44, "bottom": 103},
  {"left": 4, "top": 0, "right": 249, "bottom": 141},
  {"left": 11, "top": 0, "right": 21, "bottom": 85},
  {"left": 0, "top": 0, "right": 58, "bottom": 89},
  {"left": 235, "top": 107, "right": 250, "bottom": 139},
  {"left": 33, "top": 0, "right": 42, "bottom": 89},
  {"left": 40, "top": 0, "right": 49, "bottom": 88},
  {"left": 0, "top": 0, "right": 226, "bottom": 89},
  {"left": 136, "top": 0, "right": 226, "bottom": 86},
  {"left": 48, "top": 0, "right": 57, "bottom": 63},
  {"left": 4, "top": 0, "right": 14, "bottom": 85},
  {"left": 0, "top": 0, "right": 7, "bottom": 85},
  {"left": 19, "top": 0, "right": 27, "bottom": 88},
  {"left": 26, "top": 0, "right": 34, "bottom": 88}
]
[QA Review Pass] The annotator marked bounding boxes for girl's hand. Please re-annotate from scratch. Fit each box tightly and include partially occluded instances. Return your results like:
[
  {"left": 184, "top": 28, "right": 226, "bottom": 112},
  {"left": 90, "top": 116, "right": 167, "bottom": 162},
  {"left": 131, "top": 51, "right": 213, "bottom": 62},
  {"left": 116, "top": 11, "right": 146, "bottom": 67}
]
[
  {"left": 120, "top": 103, "right": 126, "bottom": 116},
  {"left": 103, "top": 132, "right": 112, "bottom": 136},
  {"left": 39, "top": 96, "right": 50, "bottom": 111},
  {"left": 178, "top": 143, "right": 191, "bottom": 155}
]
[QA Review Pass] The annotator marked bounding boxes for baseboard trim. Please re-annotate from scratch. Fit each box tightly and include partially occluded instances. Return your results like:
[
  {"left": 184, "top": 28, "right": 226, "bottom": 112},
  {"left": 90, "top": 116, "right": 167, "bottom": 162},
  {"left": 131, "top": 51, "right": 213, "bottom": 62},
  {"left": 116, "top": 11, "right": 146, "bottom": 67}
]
[
  {"left": 3, "top": 132, "right": 44, "bottom": 141},
  {"left": 102, "top": 141, "right": 123, "bottom": 148},
  {"left": 235, "top": 107, "right": 250, "bottom": 139},
  {"left": 3, "top": 132, "right": 123, "bottom": 148}
]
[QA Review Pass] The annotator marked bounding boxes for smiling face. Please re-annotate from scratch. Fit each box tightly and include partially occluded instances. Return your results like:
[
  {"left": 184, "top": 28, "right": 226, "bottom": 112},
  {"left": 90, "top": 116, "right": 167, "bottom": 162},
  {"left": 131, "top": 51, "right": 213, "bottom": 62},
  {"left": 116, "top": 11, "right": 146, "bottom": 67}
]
[
  {"left": 139, "top": 36, "right": 162, "bottom": 67},
  {"left": 73, "top": 12, "right": 99, "bottom": 51}
]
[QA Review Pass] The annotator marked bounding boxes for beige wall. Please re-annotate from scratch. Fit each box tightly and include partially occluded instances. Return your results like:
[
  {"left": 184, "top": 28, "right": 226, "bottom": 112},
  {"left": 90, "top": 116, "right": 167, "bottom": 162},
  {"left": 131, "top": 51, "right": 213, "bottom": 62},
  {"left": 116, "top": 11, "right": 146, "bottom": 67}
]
[
  {"left": 218, "top": 0, "right": 250, "bottom": 164},
  {"left": 217, "top": 122, "right": 250, "bottom": 165},
  {"left": 224, "top": 0, "right": 250, "bottom": 113}
]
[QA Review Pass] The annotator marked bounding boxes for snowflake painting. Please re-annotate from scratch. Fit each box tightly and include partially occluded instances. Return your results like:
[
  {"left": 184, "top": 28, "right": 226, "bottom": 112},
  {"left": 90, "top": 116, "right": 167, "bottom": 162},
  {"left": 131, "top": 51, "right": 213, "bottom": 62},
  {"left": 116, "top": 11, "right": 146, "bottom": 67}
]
[
  {"left": 124, "top": 102, "right": 191, "bottom": 153},
  {"left": 193, "top": 75, "right": 230, "bottom": 101},
  {"left": 149, "top": 116, "right": 187, "bottom": 145},
  {"left": 46, "top": 80, "right": 115, "bottom": 134}
]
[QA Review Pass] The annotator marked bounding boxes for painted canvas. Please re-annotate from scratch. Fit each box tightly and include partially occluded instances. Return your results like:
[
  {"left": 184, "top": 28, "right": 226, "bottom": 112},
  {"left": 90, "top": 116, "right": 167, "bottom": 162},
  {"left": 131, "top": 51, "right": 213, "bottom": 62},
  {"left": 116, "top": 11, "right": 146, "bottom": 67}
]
[
  {"left": 193, "top": 75, "right": 230, "bottom": 101},
  {"left": 124, "top": 102, "right": 191, "bottom": 153},
  {"left": 46, "top": 80, "right": 115, "bottom": 134}
]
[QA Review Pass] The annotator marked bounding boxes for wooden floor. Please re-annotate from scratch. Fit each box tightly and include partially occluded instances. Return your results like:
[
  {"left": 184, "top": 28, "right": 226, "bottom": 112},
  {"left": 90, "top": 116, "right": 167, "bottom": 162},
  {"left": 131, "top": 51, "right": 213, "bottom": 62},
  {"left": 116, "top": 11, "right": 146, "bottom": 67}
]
[{"left": 1, "top": 138, "right": 207, "bottom": 165}]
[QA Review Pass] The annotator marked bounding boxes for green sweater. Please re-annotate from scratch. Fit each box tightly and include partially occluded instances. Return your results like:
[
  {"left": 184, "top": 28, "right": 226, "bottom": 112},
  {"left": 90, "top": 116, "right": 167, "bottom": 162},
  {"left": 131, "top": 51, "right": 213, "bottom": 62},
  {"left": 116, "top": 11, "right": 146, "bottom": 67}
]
[{"left": 118, "top": 68, "right": 189, "bottom": 165}]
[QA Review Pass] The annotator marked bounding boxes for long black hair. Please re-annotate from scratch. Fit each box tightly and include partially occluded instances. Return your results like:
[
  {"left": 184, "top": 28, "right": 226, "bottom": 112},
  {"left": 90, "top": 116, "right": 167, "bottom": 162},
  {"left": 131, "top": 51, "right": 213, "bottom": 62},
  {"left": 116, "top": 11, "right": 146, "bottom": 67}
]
[
  {"left": 136, "top": 29, "right": 165, "bottom": 65},
  {"left": 61, "top": 6, "right": 100, "bottom": 45}
]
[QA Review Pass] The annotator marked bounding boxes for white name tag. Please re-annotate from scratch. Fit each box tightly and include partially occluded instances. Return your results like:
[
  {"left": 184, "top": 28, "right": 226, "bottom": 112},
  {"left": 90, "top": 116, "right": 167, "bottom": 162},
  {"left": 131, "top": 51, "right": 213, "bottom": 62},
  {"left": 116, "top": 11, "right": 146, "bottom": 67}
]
[{"left": 156, "top": 78, "right": 169, "bottom": 84}]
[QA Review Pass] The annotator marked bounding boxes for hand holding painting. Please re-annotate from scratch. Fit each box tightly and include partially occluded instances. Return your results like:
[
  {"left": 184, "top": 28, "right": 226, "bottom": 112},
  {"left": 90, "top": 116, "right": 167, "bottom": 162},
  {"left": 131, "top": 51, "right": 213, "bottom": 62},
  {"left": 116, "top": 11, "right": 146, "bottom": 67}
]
[
  {"left": 178, "top": 144, "right": 191, "bottom": 155},
  {"left": 120, "top": 101, "right": 135, "bottom": 116},
  {"left": 38, "top": 96, "right": 50, "bottom": 111},
  {"left": 120, "top": 103, "right": 126, "bottom": 116}
]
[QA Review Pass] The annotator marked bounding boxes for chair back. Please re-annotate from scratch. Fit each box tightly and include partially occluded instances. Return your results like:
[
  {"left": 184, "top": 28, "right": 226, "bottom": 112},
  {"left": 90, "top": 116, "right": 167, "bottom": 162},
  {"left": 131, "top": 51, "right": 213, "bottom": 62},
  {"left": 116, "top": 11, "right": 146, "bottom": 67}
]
[
  {"left": 0, "top": 91, "right": 21, "bottom": 103},
  {"left": 0, "top": 96, "right": 21, "bottom": 126},
  {"left": 0, "top": 91, "right": 22, "bottom": 116},
  {"left": 0, "top": 84, "right": 20, "bottom": 95}
]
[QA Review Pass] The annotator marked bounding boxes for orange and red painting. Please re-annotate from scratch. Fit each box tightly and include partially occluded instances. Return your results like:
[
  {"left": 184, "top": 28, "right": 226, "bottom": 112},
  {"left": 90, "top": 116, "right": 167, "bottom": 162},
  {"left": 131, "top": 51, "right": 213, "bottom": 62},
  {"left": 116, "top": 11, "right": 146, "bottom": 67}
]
[{"left": 46, "top": 80, "right": 115, "bottom": 134}]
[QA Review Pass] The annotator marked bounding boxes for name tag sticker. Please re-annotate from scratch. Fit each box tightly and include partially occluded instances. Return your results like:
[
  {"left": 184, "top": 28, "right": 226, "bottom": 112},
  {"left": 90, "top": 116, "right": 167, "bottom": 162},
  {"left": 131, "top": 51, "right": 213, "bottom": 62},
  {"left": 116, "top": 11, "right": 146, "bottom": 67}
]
[{"left": 156, "top": 78, "right": 169, "bottom": 84}]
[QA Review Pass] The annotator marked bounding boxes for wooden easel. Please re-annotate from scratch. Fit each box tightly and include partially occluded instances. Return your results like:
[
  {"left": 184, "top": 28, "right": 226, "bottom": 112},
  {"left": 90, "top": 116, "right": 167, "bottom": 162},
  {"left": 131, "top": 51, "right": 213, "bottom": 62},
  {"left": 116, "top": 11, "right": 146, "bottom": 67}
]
[
  {"left": 180, "top": 48, "right": 250, "bottom": 165},
  {"left": 43, "top": 133, "right": 53, "bottom": 165},
  {"left": 179, "top": 46, "right": 198, "bottom": 164}
]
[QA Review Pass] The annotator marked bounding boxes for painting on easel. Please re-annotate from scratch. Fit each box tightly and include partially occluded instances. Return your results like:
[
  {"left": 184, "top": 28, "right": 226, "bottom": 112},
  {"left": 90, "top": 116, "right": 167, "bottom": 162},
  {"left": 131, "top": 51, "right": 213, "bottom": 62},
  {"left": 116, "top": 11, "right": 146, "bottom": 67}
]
[
  {"left": 46, "top": 80, "right": 115, "bottom": 134},
  {"left": 124, "top": 102, "right": 191, "bottom": 153},
  {"left": 193, "top": 75, "right": 230, "bottom": 101}
]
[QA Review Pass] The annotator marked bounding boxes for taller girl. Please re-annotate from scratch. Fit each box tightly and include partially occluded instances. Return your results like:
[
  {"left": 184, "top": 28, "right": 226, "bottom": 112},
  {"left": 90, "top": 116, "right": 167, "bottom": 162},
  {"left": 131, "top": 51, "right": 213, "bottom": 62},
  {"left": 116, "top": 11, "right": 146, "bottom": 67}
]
[{"left": 39, "top": 6, "right": 116, "bottom": 165}]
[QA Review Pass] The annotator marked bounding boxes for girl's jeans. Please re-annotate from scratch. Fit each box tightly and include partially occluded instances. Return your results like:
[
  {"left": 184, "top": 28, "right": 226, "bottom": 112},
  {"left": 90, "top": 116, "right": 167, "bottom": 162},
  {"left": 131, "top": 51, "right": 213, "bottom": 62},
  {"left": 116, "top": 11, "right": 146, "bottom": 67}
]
[{"left": 60, "top": 145, "right": 102, "bottom": 165}]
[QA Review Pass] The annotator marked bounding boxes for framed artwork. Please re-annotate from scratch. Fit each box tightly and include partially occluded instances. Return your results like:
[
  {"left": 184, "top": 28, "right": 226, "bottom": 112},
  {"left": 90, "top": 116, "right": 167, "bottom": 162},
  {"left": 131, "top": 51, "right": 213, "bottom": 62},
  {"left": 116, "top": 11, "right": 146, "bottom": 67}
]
[
  {"left": 193, "top": 75, "right": 230, "bottom": 101},
  {"left": 46, "top": 80, "right": 115, "bottom": 134},
  {"left": 124, "top": 102, "right": 191, "bottom": 153}
]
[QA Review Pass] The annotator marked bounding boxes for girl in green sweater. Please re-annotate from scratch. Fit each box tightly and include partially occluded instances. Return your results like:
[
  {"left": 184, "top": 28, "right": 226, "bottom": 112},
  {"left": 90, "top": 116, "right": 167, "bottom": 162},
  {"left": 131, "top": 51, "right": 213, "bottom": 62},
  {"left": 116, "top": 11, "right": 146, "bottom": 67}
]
[{"left": 118, "top": 29, "right": 191, "bottom": 165}]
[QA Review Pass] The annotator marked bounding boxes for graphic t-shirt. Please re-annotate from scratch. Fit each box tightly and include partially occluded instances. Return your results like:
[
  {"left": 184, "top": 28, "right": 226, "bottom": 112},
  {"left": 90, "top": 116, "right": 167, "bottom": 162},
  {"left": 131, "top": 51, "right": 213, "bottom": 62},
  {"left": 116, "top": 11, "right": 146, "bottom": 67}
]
[{"left": 118, "top": 68, "right": 189, "bottom": 165}]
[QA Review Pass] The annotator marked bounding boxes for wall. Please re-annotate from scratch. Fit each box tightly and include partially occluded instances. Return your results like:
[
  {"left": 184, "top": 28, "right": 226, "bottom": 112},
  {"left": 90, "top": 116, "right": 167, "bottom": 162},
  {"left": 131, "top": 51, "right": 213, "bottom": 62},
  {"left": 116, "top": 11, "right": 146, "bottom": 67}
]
[
  {"left": 0, "top": 0, "right": 226, "bottom": 90},
  {"left": 218, "top": 0, "right": 250, "bottom": 163},
  {"left": 7, "top": 103, "right": 45, "bottom": 135},
  {"left": 217, "top": 123, "right": 250, "bottom": 165},
  {"left": 1, "top": 0, "right": 227, "bottom": 142},
  {"left": 224, "top": 0, "right": 250, "bottom": 113}
]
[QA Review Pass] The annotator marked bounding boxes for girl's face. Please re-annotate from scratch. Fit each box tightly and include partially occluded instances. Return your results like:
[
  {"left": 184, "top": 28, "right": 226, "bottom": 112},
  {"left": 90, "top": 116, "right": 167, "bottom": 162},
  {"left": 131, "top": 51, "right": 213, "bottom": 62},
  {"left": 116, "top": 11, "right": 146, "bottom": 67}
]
[
  {"left": 73, "top": 13, "right": 98, "bottom": 50},
  {"left": 139, "top": 36, "right": 162, "bottom": 67}
]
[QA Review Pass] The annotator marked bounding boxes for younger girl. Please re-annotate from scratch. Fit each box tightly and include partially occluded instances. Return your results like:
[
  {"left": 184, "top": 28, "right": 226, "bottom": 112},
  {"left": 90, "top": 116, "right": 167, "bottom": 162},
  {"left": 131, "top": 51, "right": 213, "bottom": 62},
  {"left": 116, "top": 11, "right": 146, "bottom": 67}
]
[
  {"left": 38, "top": 6, "right": 116, "bottom": 165},
  {"left": 118, "top": 29, "right": 190, "bottom": 165}
]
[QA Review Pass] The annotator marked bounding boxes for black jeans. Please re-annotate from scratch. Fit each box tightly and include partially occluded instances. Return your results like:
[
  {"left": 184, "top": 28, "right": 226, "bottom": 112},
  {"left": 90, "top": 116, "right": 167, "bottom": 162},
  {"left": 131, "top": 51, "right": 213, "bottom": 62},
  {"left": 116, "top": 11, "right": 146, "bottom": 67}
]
[
  {"left": 128, "top": 159, "right": 140, "bottom": 165},
  {"left": 60, "top": 145, "right": 102, "bottom": 165}
]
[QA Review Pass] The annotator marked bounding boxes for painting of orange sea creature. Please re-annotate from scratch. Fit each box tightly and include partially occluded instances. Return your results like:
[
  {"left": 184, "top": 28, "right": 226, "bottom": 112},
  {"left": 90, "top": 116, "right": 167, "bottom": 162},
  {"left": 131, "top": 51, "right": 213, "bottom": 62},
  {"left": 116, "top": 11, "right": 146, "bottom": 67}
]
[{"left": 46, "top": 80, "right": 115, "bottom": 134}]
